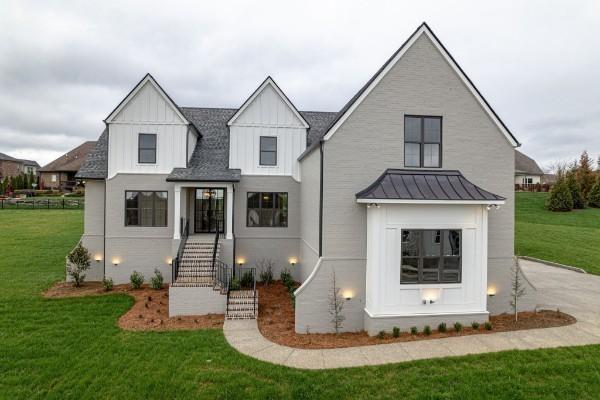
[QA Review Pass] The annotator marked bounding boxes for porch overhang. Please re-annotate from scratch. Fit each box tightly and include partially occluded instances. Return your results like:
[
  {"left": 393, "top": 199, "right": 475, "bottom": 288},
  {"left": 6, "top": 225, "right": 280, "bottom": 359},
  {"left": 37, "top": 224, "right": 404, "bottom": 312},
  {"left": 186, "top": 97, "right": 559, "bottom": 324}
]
[{"left": 356, "top": 169, "right": 506, "bottom": 205}]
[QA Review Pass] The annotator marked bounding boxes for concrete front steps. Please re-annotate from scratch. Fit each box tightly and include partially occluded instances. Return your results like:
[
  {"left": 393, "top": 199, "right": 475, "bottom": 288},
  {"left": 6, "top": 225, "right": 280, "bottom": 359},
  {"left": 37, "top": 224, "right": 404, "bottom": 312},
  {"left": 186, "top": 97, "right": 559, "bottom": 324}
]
[{"left": 169, "top": 237, "right": 257, "bottom": 319}]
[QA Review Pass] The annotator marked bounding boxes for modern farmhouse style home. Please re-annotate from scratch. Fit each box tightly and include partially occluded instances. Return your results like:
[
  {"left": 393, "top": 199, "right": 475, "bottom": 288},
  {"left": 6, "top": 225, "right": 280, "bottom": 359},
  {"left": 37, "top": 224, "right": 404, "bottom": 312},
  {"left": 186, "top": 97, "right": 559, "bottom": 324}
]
[{"left": 75, "top": 23, "right": 535, "bottom": 334}]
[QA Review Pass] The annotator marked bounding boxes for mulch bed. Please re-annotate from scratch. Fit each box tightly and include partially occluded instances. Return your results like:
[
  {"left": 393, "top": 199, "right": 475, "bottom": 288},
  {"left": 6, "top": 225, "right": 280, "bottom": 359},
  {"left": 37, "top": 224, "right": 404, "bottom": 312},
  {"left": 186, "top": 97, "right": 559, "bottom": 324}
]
[
  {"left": 44, "top": 282, "right": 224, "bottom": 331},
  {"left": 257, "top": 281, "right": 576, "bottom": 349}
]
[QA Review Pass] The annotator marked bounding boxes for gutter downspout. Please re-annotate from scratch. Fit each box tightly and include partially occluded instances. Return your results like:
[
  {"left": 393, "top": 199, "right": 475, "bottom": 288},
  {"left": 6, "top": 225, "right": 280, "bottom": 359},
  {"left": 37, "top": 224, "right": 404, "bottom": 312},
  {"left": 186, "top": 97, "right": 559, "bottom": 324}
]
[{"left": 319, "top": 140, "right": 324, "bottom": 257}]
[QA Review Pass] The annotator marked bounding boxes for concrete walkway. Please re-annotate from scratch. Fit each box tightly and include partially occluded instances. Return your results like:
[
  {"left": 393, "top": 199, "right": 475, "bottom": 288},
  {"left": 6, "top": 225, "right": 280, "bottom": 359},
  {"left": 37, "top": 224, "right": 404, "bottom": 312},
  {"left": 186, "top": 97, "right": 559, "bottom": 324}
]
[{"left": 224, "top": 260, "right": 600, "bottom": 369}]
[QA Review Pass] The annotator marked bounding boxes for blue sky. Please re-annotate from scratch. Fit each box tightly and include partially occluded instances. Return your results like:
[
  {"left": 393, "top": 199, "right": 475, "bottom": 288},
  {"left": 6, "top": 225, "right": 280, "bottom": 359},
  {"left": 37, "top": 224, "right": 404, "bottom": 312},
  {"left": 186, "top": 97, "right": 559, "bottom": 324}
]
[{"left": 1, "top": 0, "right": 599, "bottom": 169}]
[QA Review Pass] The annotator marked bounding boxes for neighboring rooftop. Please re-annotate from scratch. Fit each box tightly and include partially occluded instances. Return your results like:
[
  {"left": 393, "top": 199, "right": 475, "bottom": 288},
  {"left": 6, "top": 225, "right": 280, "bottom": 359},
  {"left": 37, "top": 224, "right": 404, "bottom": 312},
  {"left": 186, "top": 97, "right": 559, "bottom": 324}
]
[
  {"left": 515, "top": 150, "right": 544, "bottom": 176},
  {"left": 40, "top": 141, "right": 96, "bottom": 173},
  {"left": 0, "top": 152, "right": 40, "bottom": 167},
  {"left": 0, "top": 152, "right": 20, "bottom": 162},
  {"left": 356, "top": 169, "right": 505, "bottom": 202}
]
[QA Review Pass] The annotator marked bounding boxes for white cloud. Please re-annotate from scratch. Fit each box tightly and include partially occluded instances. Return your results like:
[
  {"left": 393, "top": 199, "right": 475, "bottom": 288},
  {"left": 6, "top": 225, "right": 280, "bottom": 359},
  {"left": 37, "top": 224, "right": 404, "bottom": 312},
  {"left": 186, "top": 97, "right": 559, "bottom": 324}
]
[{"left": 1, "top": 0, "right": 599, "bottom": 167}]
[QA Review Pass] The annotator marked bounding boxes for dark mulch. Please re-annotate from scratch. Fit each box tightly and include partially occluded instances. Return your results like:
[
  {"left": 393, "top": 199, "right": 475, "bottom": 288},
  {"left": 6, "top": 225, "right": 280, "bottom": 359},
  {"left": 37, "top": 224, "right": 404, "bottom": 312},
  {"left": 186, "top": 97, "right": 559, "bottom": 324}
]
[
  {"left": 257, "top": 281, "right": 576, "bottom": 349},
  {"left": 44, "top": 282, "right": 224, "bottom": 331}
]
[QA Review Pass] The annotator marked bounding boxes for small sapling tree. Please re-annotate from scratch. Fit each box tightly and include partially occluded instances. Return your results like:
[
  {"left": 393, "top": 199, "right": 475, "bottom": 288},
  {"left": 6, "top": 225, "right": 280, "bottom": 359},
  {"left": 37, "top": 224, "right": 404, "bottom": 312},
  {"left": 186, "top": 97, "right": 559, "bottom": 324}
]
[
  {"left": 328, "top": 270, "right": 345, "bottom": 334},
  {"left": 67, "top": 243, "right": 91, "bottom": 287},
  {"left": 510, "top": 257, "right": 526, "bottom": 322}
]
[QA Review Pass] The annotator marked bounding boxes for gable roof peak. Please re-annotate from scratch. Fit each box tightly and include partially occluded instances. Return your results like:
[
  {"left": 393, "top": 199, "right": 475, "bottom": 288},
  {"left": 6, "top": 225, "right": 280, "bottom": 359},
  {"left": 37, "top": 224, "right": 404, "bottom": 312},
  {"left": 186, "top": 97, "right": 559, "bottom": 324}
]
[{"left": 227, "top": 76, "right": 310, "bottom": 128}]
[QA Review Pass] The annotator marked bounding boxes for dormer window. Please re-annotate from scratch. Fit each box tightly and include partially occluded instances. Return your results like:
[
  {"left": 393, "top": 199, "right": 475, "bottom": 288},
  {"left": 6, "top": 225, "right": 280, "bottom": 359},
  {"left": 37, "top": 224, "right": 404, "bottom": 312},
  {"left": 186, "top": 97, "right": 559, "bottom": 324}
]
[
  {"left": 138, "top": 133, "right": 157, "bottom": 164},
  {"left": 404, "top": 116, "right": 442, "bottom": 168},
  {"left": 259, "top": 136, "right": 277, "bottom": 166}
]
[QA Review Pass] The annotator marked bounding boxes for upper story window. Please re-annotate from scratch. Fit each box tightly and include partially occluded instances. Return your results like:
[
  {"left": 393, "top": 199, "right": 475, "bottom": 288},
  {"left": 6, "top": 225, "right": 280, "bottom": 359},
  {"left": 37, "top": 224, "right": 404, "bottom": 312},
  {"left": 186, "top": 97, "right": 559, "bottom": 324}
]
[
  {"left": 259, "top": 136, "right": 277, "bottom": 166},
  {"left": 138, "top": 133, "right": 157, "bottom": 164},
  {"left": 247, "top": 192, "right": 288, "bottom": 227},
  {"left": 401, "top": 229, "right": 461, "bottom": 284},
  {"left": 125, "top": 191, "right": 168, "bottom": 227},
  {"left": 404, "top": 116, "right": 442, "bottom": 168}
]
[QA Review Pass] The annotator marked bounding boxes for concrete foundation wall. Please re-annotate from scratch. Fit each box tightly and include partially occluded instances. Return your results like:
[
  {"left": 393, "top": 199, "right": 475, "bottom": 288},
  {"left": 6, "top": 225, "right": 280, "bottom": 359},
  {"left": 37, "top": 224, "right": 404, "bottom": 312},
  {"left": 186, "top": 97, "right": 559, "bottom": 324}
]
[
  {"left": 364, "top": 311, "right": 489, "bottom": 336},
  {"left": 169, "top": 286, "right": 227, "bottom": 316}
]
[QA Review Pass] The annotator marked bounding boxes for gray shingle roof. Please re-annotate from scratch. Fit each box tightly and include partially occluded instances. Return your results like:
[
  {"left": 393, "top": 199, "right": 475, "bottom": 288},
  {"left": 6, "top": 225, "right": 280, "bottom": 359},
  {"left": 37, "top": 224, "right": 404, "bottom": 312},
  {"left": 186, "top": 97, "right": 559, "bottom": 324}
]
[
  {"left": 75, "top": 129, "right": 108, "bottom": 179},
  {"left": 75, "top": 106, "right": 338, "bottom": 182},
  {"left": 356, "top": 169, "right": 505, "bottom": 202},
  {"left": 515, "top": 150, "right": 543, "bottom": 176},
  {"left": 0, "top": 152, "right": 20, "bottom": 162}
]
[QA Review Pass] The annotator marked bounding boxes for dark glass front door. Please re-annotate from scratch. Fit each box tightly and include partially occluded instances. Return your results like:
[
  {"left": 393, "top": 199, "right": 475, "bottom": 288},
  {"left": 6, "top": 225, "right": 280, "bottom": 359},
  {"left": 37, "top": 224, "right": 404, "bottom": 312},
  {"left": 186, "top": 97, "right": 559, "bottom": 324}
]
[{"left": 195, "top": 188, "right": 225, "bottom": 233}]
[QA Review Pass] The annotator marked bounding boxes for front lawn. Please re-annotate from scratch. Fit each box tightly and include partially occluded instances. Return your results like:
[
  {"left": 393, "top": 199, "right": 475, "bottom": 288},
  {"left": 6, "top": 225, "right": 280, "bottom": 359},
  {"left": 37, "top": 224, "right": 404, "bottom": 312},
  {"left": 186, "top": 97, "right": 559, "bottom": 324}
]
[
  {"left": 2, "top": 210, "right": 600, "bottom": 399},
  {"left": 516, "top": 192, "right": 600, "bottom": 275}
]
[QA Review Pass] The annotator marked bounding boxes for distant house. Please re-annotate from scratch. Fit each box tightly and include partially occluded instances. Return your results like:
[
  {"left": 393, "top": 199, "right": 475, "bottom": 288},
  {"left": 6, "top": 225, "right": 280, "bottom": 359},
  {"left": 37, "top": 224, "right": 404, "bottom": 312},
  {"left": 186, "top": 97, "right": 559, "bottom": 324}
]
[
  {"left": 39, "top": 142, "right": 96, "bottom": 191},
  {"left": 515, "top": 150, "right": 544, "bottom": 187},
  {"left": 0, "top": 152, "right": 40, "bottom": 179}
]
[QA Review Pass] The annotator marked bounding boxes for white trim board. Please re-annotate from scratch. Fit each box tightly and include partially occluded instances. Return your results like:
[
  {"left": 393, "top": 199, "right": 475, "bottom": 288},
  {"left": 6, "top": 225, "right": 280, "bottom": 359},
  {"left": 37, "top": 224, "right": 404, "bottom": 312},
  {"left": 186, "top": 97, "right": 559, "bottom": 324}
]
[
  {"left": 227, "top": 76, "right": 309, "bottom": 128},
  {"left": 105, "top": 74, "right": 189, "bottom": 125},
  {"left": 356, "top": 199, "right": 506, "bottom": 205},
  {"left": 322, "top": 24, "right": 519, "bottom": 148}
]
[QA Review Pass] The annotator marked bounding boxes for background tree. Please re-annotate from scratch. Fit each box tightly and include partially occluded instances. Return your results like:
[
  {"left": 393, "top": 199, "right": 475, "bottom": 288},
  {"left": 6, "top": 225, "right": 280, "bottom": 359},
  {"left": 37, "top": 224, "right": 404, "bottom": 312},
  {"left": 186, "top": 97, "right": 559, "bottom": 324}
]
[
  {"left": 328, "top": 270, "right": 345, "bottom": 334},
  {"left": 588, "top": 177, "right": 600, "bottom": 208},
  {"left": 546, "top": 178, "right": 573, "bottom": 212},
  {"left": 576, "top": 150, "right": 595, "bottom": 198},
  {"left": 565, "top": 172, "right": 585, "bottom": 209},
  {"left": 510, "top": 257, "right": 526, "bottom": 322}
]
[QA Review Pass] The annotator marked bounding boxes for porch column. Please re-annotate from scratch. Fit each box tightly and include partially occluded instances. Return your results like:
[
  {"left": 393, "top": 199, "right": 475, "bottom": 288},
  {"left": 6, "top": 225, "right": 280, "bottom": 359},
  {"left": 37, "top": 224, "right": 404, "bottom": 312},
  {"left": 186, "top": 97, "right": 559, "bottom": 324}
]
[
  {"left": 226, "top": 185, "right": 233, "bottom": 239},
  {"left": 174, "top": 185, "right": 181, "bottom": 240}
]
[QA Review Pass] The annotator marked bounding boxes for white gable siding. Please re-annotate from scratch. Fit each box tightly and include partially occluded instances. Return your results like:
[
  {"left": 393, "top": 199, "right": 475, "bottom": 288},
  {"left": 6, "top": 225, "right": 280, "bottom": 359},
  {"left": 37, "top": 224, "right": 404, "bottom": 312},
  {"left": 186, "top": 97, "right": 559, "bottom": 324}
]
[
  {"left": 187, "top": 128, "right": 197, "bottom": 162},
  {"left": 107, "top": 80, "right": 189, "bottom": 178},
  {"left": 229, "top": 82, "right": 307, "bottom": 181},
  {"left": 112, "top": 81, "right": 185, "bottom": 124}
]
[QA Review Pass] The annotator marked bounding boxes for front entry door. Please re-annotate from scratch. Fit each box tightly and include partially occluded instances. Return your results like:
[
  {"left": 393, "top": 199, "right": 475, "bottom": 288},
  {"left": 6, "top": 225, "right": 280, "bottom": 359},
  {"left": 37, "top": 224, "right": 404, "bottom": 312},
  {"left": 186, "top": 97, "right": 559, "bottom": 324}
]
[{"left": 195, "top": 188, "right": 225, "bottom": 234}]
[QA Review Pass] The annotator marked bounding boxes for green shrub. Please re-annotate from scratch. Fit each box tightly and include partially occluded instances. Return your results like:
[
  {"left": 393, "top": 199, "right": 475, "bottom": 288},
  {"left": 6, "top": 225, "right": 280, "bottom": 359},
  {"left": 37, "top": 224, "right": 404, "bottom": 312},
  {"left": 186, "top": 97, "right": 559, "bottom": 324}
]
[
  {"left": 454, "top": 322, "right": 463, "bottom": 332},
  {"left": 484, "top": 322, "right": 493, "bottom": 330},
  {"left": 423, "top": 325, "right": 431, "bottom": 336},
  {"left": 438, "top": 322, "right": 447, "bottom": 333},
  {"left": 102, "top": 277, "right": 113, "bottom": 291},
  {"left": 392, "top": 326, "right": 400, "bottom": 338},
  {"left": 130, "top": 271, "right": 144, "bottom": 289},
  {"left": 471, "top": 321, "right": 480, "bottom": 330},
  {"left": 410, "top": 326, "right": 418, "bottom": 335},
  {"left": 588, "top": 179, "right": 600, "bottom": 208},
  {"left": 566, "top": 173, "right": 585, "bottom": 209},
  {"left": 240, "top": 270, "right": 254, "bottom": 288},
  {"left": 229, "top": 277, "right": 240, "bottom": 291},
  {"left": 546, "top": 180, "right": 574, "bottom": 211},
  {"left": 150, "top": 269, "right": 163, "bottom": 289},
  {"left": 67, "top": 243, "right": 91, "bottom": 287},
  {"left": 377, "top": 330, "right": 386, "bottom": 339},
  {"left": 280, "top": 268, "right": 292, "bottom": 286},
  {"left": 257, "top": 259, "right": 274, "bottom": 285}
]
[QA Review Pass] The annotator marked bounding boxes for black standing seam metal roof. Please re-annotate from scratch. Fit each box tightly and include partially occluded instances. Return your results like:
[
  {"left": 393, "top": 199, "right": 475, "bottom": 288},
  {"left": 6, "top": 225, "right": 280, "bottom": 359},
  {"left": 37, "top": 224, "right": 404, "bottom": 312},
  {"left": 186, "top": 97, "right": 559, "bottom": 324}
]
[{"left": 356, "top": 169, "right": 505, "bottom": 202}]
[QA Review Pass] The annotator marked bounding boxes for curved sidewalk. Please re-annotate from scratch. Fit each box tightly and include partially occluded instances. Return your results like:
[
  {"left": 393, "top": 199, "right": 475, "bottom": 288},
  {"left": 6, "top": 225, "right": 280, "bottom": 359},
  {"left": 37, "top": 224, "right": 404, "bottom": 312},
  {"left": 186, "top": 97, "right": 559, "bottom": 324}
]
[{"left": 224, "top": 260, "right": 600, "bottom": 369}]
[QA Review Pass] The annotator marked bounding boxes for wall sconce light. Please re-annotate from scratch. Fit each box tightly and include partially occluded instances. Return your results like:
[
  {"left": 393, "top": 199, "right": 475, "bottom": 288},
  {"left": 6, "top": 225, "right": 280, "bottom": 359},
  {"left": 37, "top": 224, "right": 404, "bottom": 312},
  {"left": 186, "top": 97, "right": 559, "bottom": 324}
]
[
  {"left": 237, "top": 258, "right": 245, "bottom": 267},
  {"left": 167, "top": 258, "right": 173, "bottom": 266},
  {"left": 112, "top": 258, "right": 120, "bottom": 266},
  {"left": 95, "top": 255, "right": 102, "bottom": 263},
  {"left": 421, "top": 288, "right": 440, "bottom": 305},
  {"left": 422, "top": 299, "right": 436, "bottom": 304},
  {"left": 289, "top": 257, "right": 297, "bottom": 267},
  {"left": 342, "top": 290, "right": 354, "bottom": 301},
  {"left": 487, "top": 287, "right": 497, "bottom": 297}
]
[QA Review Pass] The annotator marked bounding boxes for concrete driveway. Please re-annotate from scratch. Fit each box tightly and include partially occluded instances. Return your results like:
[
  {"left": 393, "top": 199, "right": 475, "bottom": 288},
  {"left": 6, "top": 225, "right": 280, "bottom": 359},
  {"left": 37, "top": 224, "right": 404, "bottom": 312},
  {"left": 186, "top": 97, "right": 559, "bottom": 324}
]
[{"left": 224, "top": 259, "right": 600, "bottom": 369}]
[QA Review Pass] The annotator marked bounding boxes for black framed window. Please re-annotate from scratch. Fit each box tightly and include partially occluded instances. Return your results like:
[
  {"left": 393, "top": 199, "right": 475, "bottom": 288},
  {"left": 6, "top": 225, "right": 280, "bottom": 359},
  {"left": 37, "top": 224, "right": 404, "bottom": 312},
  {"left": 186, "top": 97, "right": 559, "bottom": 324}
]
[
  {"left": 125, "top": 191, "right": 168, "bottom": 227},
  {"left": 259, "top": 136, "right": 277, "bottom": 166},
  {"left": 247, "top": 192, "right": 287, "bottom": 227},
  {"left": 401, "top": 229, "right": 461, "bottom": 284},
  {"left": 404, "top": 116, "right": 441, "bottom": 168},
  {"left": 138, "top": 133, "right": 157, "bottom": 164}
]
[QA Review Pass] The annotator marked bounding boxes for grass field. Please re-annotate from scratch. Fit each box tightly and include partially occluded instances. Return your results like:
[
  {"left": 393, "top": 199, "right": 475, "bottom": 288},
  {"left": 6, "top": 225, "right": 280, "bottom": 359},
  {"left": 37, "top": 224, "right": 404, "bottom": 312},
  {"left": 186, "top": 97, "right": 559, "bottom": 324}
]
[
  {"left": 2, "top": 210, "right": 600, "bottom": 399},
  {"left": 515, "top": 192, "right": 600, "bottom": 275}
]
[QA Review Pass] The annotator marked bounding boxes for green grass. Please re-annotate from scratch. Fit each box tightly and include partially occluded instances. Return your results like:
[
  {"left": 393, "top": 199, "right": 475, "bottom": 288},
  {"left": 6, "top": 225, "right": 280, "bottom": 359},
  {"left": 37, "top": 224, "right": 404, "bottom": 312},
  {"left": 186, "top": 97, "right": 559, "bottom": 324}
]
[
  {"left": 2, "top": 211, "right": 600, "bottom": 399},
  {"left": 516, "top": 192, "right": 600, "bottom": 274}
]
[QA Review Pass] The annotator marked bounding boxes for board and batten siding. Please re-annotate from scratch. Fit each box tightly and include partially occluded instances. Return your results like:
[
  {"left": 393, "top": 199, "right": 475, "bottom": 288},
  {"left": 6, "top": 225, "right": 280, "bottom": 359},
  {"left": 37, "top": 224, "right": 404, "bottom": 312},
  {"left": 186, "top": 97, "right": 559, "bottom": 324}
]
[
  {"left": 229, "top": 82, "right": 308, "bottom": 181},
  {"left": 107, "top": 81, "right": 190, "bottom": 178}
]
